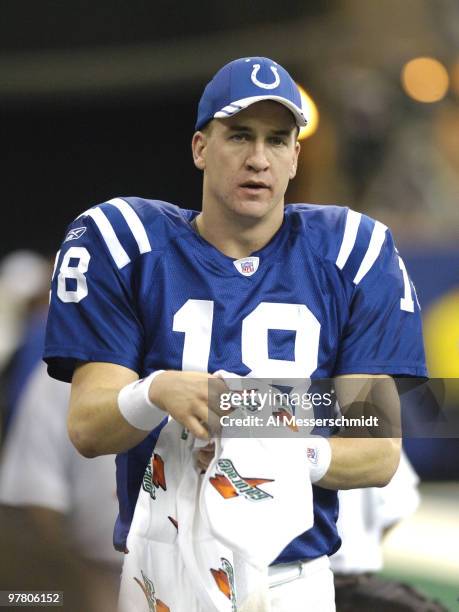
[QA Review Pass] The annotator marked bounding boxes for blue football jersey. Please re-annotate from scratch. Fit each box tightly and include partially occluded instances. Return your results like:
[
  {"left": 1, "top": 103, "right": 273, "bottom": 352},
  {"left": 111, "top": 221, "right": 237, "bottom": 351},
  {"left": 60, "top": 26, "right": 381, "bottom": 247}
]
[{"left": 44, "top": 197, "right": 427, "bottom": 562}]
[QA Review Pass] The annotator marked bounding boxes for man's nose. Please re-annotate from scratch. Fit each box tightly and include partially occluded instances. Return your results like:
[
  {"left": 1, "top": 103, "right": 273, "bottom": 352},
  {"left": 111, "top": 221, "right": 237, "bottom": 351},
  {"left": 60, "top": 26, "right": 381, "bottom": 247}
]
[{"left": 245, "top": 142, "right": 270, "bottom": 172}]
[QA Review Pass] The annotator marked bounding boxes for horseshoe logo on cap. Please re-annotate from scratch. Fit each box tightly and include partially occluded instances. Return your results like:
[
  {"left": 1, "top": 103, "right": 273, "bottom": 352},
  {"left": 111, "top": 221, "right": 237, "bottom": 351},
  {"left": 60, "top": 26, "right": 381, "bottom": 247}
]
[{"left": 250, "top": 64, "right": 280, "bottom": 90}]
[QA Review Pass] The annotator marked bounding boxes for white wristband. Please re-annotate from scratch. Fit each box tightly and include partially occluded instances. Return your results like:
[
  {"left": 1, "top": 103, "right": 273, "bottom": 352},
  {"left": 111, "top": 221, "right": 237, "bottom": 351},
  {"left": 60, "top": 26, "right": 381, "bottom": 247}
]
[
  {"left": 305, "top": 436, "right": 332, "bottom": 483},
  {"left": 118, "top": 371, "right": 166, "bottom": 431}
]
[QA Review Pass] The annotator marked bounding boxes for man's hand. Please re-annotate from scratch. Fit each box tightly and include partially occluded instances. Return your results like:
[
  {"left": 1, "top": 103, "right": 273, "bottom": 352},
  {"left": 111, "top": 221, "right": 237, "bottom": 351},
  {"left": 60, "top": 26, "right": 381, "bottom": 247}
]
[
  {"left": 69, "top": 363, "right": 230, "bottom": 457},
  {"left": 316, "top": 375, "right": 402, "bottom": 489},
  {"left": 149, "top": 371, "right": 227, "bottom": 440}
]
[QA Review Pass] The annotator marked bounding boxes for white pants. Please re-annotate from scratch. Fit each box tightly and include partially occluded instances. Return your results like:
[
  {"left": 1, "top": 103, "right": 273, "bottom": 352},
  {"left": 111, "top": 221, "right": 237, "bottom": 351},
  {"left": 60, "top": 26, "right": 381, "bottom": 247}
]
[{"left": 269, "top": 556, "right": 335, "bottom": 612}]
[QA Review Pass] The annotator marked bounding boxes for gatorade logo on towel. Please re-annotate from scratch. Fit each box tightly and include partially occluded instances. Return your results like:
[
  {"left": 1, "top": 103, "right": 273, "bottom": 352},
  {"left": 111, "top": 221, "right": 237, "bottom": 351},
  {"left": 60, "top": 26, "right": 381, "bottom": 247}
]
[{"left": 210, "top": 458, "right": 274, "bottom": 501}]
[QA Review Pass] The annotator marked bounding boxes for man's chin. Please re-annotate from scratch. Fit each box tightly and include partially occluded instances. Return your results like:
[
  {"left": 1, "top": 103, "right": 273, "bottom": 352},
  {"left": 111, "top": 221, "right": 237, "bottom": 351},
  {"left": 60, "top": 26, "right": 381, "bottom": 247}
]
[{"left": 230, "top": 198, "right": 276, "bottom": 219}]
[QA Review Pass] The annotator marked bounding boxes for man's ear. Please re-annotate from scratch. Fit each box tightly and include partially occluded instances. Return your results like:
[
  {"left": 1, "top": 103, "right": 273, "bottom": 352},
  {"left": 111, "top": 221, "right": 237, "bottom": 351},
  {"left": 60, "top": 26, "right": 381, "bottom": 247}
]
[
  {"left": 289, "top": 140, "right": 301, "bottom": 179},
  {"left": 192, "top": 131, "right": 207, "bottom": 170}
]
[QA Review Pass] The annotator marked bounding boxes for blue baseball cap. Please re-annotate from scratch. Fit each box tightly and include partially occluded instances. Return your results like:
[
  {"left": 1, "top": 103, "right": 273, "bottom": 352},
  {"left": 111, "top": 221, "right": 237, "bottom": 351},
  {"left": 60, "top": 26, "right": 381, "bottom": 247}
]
[{"left": 195, "top": 56, "right": 307, "bottom": 131}]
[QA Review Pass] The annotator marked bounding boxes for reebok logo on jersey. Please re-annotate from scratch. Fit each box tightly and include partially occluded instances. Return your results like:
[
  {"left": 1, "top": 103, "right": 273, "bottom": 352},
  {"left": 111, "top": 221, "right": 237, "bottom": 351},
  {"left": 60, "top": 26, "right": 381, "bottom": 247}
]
[
  {"left": 142, "top": 453, "right": 167, "bottom": 500},
  {"left": 64, "top": 227, "right": 87, "bottom": 242},
  {"left": 211, "top": 557, "right": 237, "bottom": 610},
  {"left": 134, "top": 569, "right": 170, "bottom": 612},
  {"left": 210, "top": 458, "right": 273, "bottom": 501},
  {"left": 233, "top": 256, "right": 259, "bottom": 277}
]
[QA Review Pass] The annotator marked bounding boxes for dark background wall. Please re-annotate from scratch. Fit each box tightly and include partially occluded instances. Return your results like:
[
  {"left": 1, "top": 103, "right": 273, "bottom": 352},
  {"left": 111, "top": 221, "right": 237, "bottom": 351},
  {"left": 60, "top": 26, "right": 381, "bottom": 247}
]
[
  {"left": 2, "top": 1, "right": 329, "bottom": 257},
  {"left": 4, "top": 92, "right": 203, "bottom": 255},
  {"left": 2, "top": 0, "right": 458, "bottom": 255}
]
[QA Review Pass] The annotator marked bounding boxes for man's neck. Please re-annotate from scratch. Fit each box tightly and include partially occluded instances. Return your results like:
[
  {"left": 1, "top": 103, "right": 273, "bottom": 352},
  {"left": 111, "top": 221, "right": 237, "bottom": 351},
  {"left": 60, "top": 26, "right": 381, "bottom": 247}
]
[{"left": 194, "top": 205, "right": 284, "bottom": 259}]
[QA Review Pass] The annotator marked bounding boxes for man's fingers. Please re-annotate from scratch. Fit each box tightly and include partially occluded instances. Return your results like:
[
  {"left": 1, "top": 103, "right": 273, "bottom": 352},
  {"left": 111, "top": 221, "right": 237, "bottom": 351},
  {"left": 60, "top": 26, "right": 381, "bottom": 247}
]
[
  {"left": 207, "top": 411, "right": 221, "bottom": 436},
  {"left": 208, "top": 377, "right": 230, "bottom": 415},
  {"left": 186, "top": 417, "right": 209, "bottom": 440},
  {"left": 187, "top": 402, "right": 222, "bottom": 436},
  {"left": 189, "top": 401, "right": 212, "bottom": 424}
]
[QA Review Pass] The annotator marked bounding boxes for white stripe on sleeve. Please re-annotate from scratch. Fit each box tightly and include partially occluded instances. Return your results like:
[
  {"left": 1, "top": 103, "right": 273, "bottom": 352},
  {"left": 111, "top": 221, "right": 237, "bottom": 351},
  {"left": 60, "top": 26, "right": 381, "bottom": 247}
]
[
  {"left": 85, "top": 207, "right": 131, "bottom": 269},
  {"left": 336, "top": 210, "right": 362, "bottom": 269},
  {"left": 353, "top": 221, "right": 388, "bottom": 285},
  {"left": 51, "top": 250, "right": 60, "bottom": 280},
  {"left": 107, "top": 198, "right": 152, "bottom": 255}
]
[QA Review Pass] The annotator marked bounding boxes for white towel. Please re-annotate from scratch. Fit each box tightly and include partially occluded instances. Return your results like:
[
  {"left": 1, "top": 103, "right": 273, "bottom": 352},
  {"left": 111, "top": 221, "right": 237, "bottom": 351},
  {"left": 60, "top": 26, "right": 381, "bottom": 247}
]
[
  {"left": 119, "top": 418, "right": 235, "bottom": 612},
  {"left": 119, "top": 373, "right": 314, "bottom": 612},
  {"left": 200, "top": 435, "right": 313, "bottom": 611}
]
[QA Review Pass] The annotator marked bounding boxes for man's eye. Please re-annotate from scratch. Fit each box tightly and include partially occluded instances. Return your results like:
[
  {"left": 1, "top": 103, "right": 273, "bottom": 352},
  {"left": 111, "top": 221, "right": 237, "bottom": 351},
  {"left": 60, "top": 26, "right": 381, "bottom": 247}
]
[
  {"left": 270, "top": 137, "right": 287, "bottom": 146},
  {"left": 230, "top": 133, "right": 249, "bottom": 141}
]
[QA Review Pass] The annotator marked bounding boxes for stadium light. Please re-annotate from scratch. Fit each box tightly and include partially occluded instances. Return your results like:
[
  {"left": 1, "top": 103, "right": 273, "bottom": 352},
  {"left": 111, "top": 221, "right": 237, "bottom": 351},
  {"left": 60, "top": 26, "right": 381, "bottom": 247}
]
[{"left": 401, "top": 57, "right": 449, "bottom": 103}]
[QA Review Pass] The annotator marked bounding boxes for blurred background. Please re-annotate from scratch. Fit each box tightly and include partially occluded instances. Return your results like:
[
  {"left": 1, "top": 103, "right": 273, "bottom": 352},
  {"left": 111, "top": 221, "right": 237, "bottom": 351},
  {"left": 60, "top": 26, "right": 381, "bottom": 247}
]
[{"left": 1, "top": 0, "right": 458, "bottom": 609}]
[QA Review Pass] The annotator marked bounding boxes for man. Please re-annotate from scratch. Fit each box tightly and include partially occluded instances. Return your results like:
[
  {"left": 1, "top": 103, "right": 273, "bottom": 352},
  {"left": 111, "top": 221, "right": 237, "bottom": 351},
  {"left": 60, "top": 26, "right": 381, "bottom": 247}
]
[
  {"left": 0, "top": 363, "right": 121, "bottom": 612},
  {"left": 0, "top": 296, "right": 121, "bottom": 612},
  {"left": 44, "top": 57, "right": 426, "bottom": 611}
]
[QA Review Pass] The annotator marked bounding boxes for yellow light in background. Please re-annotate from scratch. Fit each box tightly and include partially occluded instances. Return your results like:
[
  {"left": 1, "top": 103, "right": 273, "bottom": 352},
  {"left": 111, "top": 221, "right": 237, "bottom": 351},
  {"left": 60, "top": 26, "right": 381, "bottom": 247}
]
[
  {"left": 423, "top": 290, "right": 459, "bottom": 405},
  {"left": 296, "top": 83, "right": 319, "bottom": 140},
  {"left": 401, "top": 57, "right": 449, "bottom": 103}
]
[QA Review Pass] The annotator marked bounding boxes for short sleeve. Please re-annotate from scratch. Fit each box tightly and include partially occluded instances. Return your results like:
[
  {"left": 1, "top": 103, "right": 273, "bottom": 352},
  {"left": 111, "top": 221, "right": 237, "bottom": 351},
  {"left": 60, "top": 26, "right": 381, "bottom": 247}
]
[
  {"left": 334, "top": 228, "right": 427, "bottom": 377},
  {"left": 44, "top": 212, "right": 144, "bottom": 382}
]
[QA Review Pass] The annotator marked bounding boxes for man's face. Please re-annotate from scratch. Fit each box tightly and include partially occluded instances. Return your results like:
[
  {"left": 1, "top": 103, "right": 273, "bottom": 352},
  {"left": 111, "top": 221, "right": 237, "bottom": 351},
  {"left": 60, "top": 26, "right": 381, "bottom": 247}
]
[{"left": 192, "top": 101, "right": 300, "bottom": 221}]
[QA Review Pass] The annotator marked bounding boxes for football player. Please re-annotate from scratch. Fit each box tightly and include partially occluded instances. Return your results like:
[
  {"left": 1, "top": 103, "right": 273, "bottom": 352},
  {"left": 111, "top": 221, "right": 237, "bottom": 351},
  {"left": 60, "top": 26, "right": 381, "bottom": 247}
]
[{"left": 44, "top": 57, "right": 426, "bottom": 611}]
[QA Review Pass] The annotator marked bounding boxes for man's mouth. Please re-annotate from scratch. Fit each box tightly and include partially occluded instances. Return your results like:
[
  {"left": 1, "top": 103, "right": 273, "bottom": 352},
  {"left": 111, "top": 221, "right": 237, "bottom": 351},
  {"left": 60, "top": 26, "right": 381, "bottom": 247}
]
[{"left": 239, "top": 181, "right": 270, "bottom": 191}]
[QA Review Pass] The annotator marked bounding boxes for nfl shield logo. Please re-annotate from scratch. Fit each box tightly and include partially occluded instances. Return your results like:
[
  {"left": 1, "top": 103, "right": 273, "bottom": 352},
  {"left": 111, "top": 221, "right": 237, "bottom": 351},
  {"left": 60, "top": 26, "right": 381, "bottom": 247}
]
[
  {"left": 233, "top": 256, "right": 260, "bottom": 277},
  {"left": 307, "top": 447, "right": 318, "bottom": 464}
]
